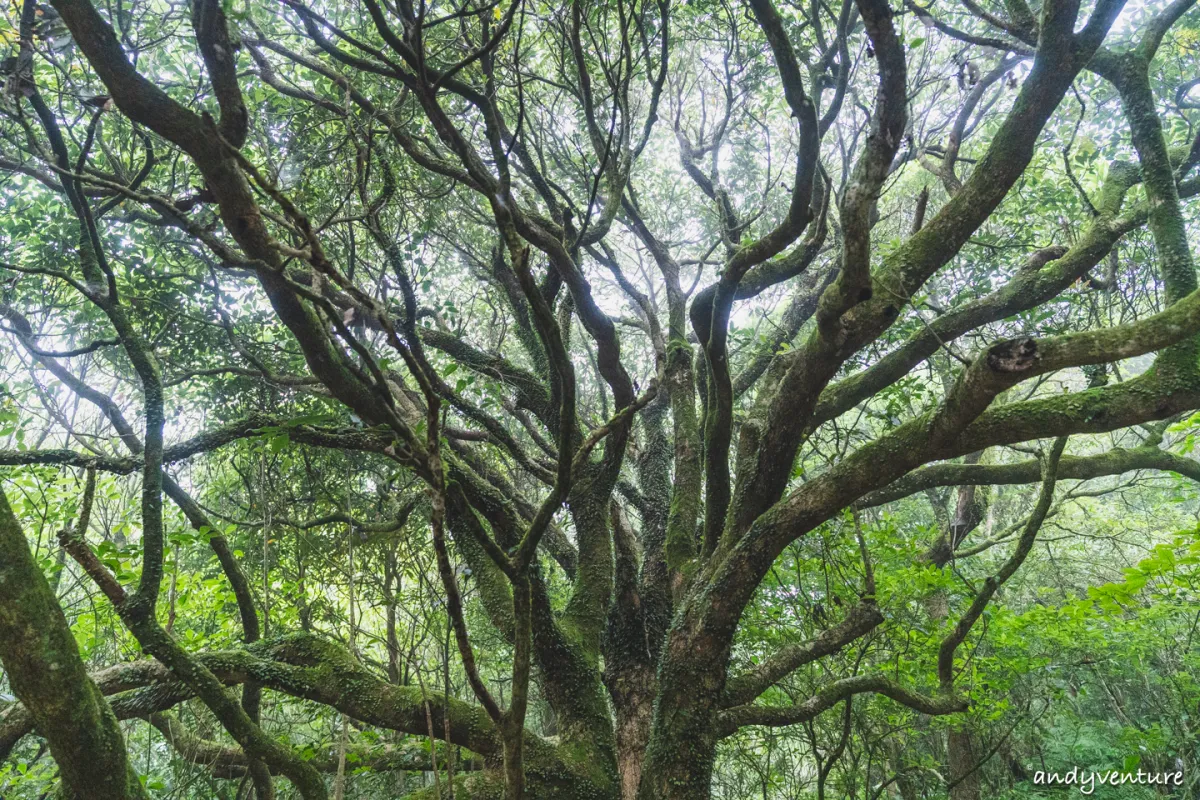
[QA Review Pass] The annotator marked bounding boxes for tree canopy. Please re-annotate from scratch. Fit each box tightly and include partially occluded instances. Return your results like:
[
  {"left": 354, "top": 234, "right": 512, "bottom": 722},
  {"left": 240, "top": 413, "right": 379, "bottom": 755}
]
[{"left": 1, "top": 0, "right": 1199, "bottom": 797}]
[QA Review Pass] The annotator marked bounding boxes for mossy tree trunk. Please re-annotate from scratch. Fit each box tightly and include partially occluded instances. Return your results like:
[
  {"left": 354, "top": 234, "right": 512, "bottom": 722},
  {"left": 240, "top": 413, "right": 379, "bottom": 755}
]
[
  {"left": 2, "top": 0, "right": 1198, "bottom": 797},
  {"left": 0, "top": 487, "right": 148, "bottom": 800}
]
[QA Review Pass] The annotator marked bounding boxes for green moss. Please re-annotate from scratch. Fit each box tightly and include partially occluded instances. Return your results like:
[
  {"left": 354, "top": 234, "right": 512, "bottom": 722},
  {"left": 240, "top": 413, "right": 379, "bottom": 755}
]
[{"left": 0, "top": 489, "right": 149, "bottom": 800}]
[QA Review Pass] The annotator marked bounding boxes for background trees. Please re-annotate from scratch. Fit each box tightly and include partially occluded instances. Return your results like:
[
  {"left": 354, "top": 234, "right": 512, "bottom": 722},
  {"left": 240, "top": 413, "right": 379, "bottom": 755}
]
[{"left": 0, "top": 0, "right": 1198, "bottom": 797}]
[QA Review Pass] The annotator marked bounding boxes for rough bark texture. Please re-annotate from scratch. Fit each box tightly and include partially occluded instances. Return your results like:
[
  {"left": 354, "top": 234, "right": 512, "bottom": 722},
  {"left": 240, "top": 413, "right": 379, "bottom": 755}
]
[
  {"left": 1, "top": 0, "right": 1198, "bottom": 797},
  {"left": 0, "top": 488, "right": 148, "bottom": 800},
  {"left": 948, "top": 727, "right": 983, "bottom": 800}
]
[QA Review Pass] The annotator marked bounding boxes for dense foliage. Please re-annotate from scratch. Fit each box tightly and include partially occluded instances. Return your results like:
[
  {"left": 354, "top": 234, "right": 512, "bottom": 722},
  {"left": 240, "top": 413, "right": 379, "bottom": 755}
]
[{"left": 0, "top": 0, "right": 1199, "bottom": 797}]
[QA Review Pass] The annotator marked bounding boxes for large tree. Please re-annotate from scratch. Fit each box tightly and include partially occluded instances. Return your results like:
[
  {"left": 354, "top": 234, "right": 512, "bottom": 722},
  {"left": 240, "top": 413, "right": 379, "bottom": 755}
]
[{"left": 0, "top": 0, "right": 1198, "bottom": 797}]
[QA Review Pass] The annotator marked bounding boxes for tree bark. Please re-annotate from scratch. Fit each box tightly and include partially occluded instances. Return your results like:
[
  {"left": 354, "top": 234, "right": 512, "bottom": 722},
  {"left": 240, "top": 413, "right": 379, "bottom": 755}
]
[
  {"left": 0, "top": 487, "right": 148, "bottom": 800},
  {"left": 948, "top": 727, "right": 983, "bottom": 800}
]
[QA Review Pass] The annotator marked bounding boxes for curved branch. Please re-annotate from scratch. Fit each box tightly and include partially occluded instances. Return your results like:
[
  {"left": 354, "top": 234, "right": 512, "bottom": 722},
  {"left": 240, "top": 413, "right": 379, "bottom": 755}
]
[
  {"left": 1, "top": 633, "right": 531, "bottom": 763},
  {"left": 717, "top": 675, "right": 967, "bottom": 737},
  {"left": 859, "top": 444, "right": 1200, "bottom": 508},
  {"left": 722, "top": 599, "right": 884, "bottom": 708},
  {"left": 937, "top": 436, "right": 1065, "bottom": 689},
  {"left": 145, "top": 712, "right": 466, "bottom": 777}
]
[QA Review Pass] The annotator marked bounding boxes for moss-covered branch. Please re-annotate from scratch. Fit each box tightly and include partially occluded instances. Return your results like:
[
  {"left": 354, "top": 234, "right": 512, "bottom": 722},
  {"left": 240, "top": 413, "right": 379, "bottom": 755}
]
[
  {"left": 145, "top": 712, "right": 468, "bottom": 777},
  {"left": 1, "top": 632, "right": 556, "bottom": 765},
  {"left": 0, "top": 487, "right": 147, "bottom": 800},
  {"left": 859, "top": 443, "right": 1200, "bottom": 508}
]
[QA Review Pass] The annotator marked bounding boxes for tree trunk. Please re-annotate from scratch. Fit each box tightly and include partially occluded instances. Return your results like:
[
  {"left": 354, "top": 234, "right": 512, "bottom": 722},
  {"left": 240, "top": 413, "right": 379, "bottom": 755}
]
[
  {"left": 635, "top": 621, "right": 730, "bottom": 800},
  {"left": 0, "top": 487, "right": 148, "bottom": 800},
  {"left": 948, "top": 727, "right": 983, "bottom": 800},
  {"left": 611, "top": 666, "right": 655, "bottom": 800}
]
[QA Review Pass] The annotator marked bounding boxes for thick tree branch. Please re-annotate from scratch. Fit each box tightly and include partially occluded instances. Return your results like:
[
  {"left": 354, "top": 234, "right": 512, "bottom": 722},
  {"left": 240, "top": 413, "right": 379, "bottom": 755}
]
[{"left": 860, "top": 444, "right": 1200, "bottom": 508}]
